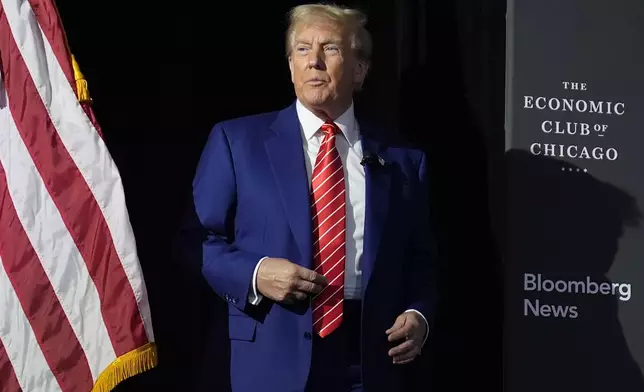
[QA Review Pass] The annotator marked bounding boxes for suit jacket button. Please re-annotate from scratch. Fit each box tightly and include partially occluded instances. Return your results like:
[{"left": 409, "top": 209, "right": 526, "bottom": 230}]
[
  {"left": 232, "top": 297, "right": 238, "bottom": 304},
  {"left": 304, "top": 332, "right": 312, "bottom": 340}
]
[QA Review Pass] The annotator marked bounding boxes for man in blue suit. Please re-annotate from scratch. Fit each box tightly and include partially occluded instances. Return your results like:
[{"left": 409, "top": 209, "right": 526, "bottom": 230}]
[{"left": 188, "top": 4, "right": 438, "bottom": 391}]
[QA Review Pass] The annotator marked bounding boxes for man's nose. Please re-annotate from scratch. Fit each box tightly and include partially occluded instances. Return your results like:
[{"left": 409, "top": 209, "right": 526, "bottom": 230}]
[{"left": 307, "top": 49, "right": 325, "bottom": 70}]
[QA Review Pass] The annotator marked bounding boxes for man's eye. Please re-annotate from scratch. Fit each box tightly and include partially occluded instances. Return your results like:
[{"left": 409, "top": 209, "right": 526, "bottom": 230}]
[
  {"left": 325, "top": 46, "right": 339, "bottom": 52},
  {"left": 297, "top": 47, "right": 309, "bottom": 53}
]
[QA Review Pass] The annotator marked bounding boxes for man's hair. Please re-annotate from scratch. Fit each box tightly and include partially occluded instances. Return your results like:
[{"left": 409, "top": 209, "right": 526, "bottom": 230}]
[{"left": 285, "top": 3, "right": 372, "bottom": 62}]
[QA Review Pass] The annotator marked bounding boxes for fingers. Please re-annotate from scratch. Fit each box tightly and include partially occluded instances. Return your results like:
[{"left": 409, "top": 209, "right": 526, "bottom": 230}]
[
  {"left": 312, "top": 272, "right": 328, "bottom": 286},
  {"left": 386, "top": 313, "right": 424, "bottom": 364},
  {"left": 388, "top": 339, "right": 421, "bottom": 364},
  {"left": 258, "top": 259, "right": 328, "bottom": 303},
  {"left": 281, "top": 291, "right": 308, "bottom": 304},
  {"left": 386, "top": 316, "right": 409, "bottom": 342},
  {"left": 279, "top": 277, "right": 323, "bottom": 304},
  {"left": 295, "top": 279, "right": 324, "bottom": 295},
  {"left": 388, "top": 325, "right": 411, "bottom": 342},
  {"left": 393, "top": 345, "right": 420, "bottom": 364},
  {"left": 393, "top": 356, "right": 416, "bottom": 365},
  {"left": 388, "top": 339, "right": 414, "bottom": 357},
  {"left": 287, "top": 291, "right": 308, "bottom": 302},
  {"left": 293, "top": 266, "right": 327, "bottom": 295},
  {"left": 292, "top": 291, "right": 308, "bottom": 301},
  {"left": 298, "top": 267, "right": 328, "bottom": 286},
  {"left": 386, "top": 315, "right": 406, "bottom": 335}
]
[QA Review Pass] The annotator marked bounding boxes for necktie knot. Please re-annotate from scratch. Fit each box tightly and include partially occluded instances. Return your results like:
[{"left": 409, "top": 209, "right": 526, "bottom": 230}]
[{"left": 320, "top": 122, "right": 339, "bottom": 136}]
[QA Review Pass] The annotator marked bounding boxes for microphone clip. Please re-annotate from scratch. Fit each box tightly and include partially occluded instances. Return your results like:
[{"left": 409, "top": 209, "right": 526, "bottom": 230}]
[{"left": 360, "top": 153, "right": 386, "bottom": 168}]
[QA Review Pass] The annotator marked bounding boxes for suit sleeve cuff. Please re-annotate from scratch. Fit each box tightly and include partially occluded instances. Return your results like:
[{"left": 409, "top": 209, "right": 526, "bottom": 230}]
[
  {"left": 404, "top": 309, "right": 430, "bottom": 347},
  {"left": 247, "top": 257, "right": 267, "bottom": 305}
]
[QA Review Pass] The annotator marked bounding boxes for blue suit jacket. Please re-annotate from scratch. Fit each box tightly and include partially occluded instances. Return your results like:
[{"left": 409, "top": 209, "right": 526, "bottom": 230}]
[{"left": 188, "top": 102, "right": 438, "bottom": 392}]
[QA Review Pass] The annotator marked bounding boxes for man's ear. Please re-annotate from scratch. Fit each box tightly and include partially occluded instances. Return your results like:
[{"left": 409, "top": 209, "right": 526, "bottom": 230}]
[
  {"left": 288, "top": 56, "right": 295, "bottom": 84},
  {"left": 353, "top": 60, "right": 369, "bottom": 91}
]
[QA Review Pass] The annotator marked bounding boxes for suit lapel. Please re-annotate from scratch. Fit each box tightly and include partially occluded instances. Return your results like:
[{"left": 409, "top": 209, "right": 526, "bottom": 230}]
[
  {"left": 264, "top": 104, "right": 313, "bottom": 269},
  {"left": 360, "top": 127, "right": 391, "bottom": 294}
]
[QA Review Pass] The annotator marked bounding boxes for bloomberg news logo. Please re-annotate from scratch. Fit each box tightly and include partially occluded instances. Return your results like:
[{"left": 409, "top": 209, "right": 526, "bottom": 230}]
[{"left": 522, "top": 273, "right": 632, "bottom": 319}]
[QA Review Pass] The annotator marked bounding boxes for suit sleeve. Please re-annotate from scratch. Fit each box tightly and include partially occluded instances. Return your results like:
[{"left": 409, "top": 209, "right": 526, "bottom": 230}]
[
  {"left": 404, "top": 151, "right": 439, "bottom": 328},
  {"left": 190, "top": 123, "right": 264, "bottom": 311}
]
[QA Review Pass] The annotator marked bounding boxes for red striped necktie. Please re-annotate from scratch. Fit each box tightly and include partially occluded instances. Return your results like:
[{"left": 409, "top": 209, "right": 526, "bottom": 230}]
[{"left": 311, "top": 121, "right": 346, "bottom": 338}]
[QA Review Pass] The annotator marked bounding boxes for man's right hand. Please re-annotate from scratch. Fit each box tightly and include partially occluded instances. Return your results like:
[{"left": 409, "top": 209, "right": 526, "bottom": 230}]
[{"left": 256, "top": 258, "right": 328, "bottom": 303}]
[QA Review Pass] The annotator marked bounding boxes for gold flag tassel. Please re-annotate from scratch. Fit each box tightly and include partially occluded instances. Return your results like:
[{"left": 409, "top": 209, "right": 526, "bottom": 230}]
[
  {"left": 71, "top": 54, "right": 91, "bottom": 103},
  {"left": 70, "top": 54, "right": 105, "bottom": 138},
  {"left": 92, "top": 342, "right": 158, "bottom": 392}
]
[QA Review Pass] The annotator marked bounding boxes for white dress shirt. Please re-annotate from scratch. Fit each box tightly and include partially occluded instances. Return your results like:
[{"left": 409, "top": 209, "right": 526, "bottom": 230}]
[
  {"left": 247, "top": 101, "right": 428, "bottom": 343},
  {"left": 248, "top": 100, "right": 364, "bottom": 301}
]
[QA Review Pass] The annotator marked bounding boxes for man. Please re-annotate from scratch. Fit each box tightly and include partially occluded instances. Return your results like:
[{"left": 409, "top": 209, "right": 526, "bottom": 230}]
[{"left": 187, "top": 4, "right": 438, "bottom": 391}]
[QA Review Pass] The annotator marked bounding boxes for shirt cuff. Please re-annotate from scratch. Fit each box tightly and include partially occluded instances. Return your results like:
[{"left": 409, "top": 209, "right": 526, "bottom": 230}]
[
  {"left": 247, "top": 257, "right": 267, "bottom": 306},
  {"left": 404, "top": 309, "right": 430, "bottom": 347}
]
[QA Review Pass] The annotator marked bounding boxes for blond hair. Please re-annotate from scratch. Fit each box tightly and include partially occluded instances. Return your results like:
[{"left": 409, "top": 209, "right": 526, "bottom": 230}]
[{"left": 285, "top": 3, "right": 372, "bottom": 62}]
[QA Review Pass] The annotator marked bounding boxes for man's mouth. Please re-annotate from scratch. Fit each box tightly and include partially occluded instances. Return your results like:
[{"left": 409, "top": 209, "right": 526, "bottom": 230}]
[{"left": 307, "top": 79, "right": 326, "bottom": 86}]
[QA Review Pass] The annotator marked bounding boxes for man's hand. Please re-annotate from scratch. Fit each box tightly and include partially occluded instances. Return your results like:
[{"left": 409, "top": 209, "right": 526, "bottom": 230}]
[
  {"left": 256, "top": 258, "right": 328, "bottom": 303},
  {"left": 386, "top": 312, "right": 427, "bottom": 365}
]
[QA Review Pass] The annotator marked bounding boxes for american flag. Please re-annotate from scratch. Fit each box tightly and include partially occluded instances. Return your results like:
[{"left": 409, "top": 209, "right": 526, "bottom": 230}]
[{"left": 0, "top": 0, "right": 156, "bottom": 391}]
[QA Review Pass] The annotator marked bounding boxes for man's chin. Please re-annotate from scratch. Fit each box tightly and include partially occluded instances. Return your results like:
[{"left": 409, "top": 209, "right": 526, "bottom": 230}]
[
  {"left": 302, "top": 94, "right": 328, "bottom": 105},
  {"left": 300, "top": 92, "right": 334, "bottom": 107}
]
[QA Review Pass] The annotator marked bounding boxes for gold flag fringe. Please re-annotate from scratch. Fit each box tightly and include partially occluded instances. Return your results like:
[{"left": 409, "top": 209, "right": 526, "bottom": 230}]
[
  {"left": 71, "top": 55, "right": 91, "bottom": 103},
  {"left": 92, "top": 343, "right": 158, "bottom": 392}
]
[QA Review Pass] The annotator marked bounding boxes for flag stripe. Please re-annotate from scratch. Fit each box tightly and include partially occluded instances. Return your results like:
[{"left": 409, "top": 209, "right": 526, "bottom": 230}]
[
  {"left": 0, "top": 85, "right": 117, "bottom": 379},
  {"left": 0, "top": 169, "right": 92, "bottom": 391},
  {"left": 26, "top": 0, "right": 75, "bottom": 89},
  {"left": 0, "top": 1, "right": 148, "bottom": 355},
  {"left": 25, "top": 0, "right": 104, "bottom": 136},
  {"left": 0, "top": 339, "right": 21, "bottom": 392},
  {"left": 0, "top": 257, "right": 58, "bottom": 392},
  {"left": 5, "top": 0, "right": 153, "bottom": 344}
]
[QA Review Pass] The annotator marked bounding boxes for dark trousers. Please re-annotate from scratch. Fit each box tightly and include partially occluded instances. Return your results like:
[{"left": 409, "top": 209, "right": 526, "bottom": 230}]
[{"left": 305, "top": 300, "right": 363, "bottom": 392}]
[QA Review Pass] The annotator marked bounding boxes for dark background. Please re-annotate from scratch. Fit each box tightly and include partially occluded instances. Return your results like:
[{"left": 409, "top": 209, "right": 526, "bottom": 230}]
[{"left": 55, "top": 0, "right": 505, "bottom": 390}]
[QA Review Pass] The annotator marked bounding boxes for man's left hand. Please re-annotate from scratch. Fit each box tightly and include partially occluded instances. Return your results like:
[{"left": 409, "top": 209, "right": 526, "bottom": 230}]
[{"left": 385, "top": 312, "right": 427, "bottom": 365}]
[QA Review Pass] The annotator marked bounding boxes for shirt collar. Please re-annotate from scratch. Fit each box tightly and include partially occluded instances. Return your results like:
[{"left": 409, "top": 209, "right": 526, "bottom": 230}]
[{"left": 295, "top": 99, "right": 359, "bottom": 146}]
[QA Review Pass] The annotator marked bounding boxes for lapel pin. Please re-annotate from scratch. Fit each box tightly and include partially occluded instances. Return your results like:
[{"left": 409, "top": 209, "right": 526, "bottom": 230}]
[{"left": 360, "top": 153, "right": 387, "bottom": 168}]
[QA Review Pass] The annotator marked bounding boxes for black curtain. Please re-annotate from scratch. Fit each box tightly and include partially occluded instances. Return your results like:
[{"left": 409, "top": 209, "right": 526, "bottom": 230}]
[
  {"left": 56, "top": 1, "right": 505, "bottom": 390},
  {"left": 395, "top": 1, "right": 505, "bottom": 391}
]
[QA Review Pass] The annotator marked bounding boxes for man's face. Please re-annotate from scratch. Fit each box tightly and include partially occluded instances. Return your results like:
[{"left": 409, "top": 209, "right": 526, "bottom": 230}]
[{"left": 288, "top": 21, "right": 367, "bottom": 115}]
